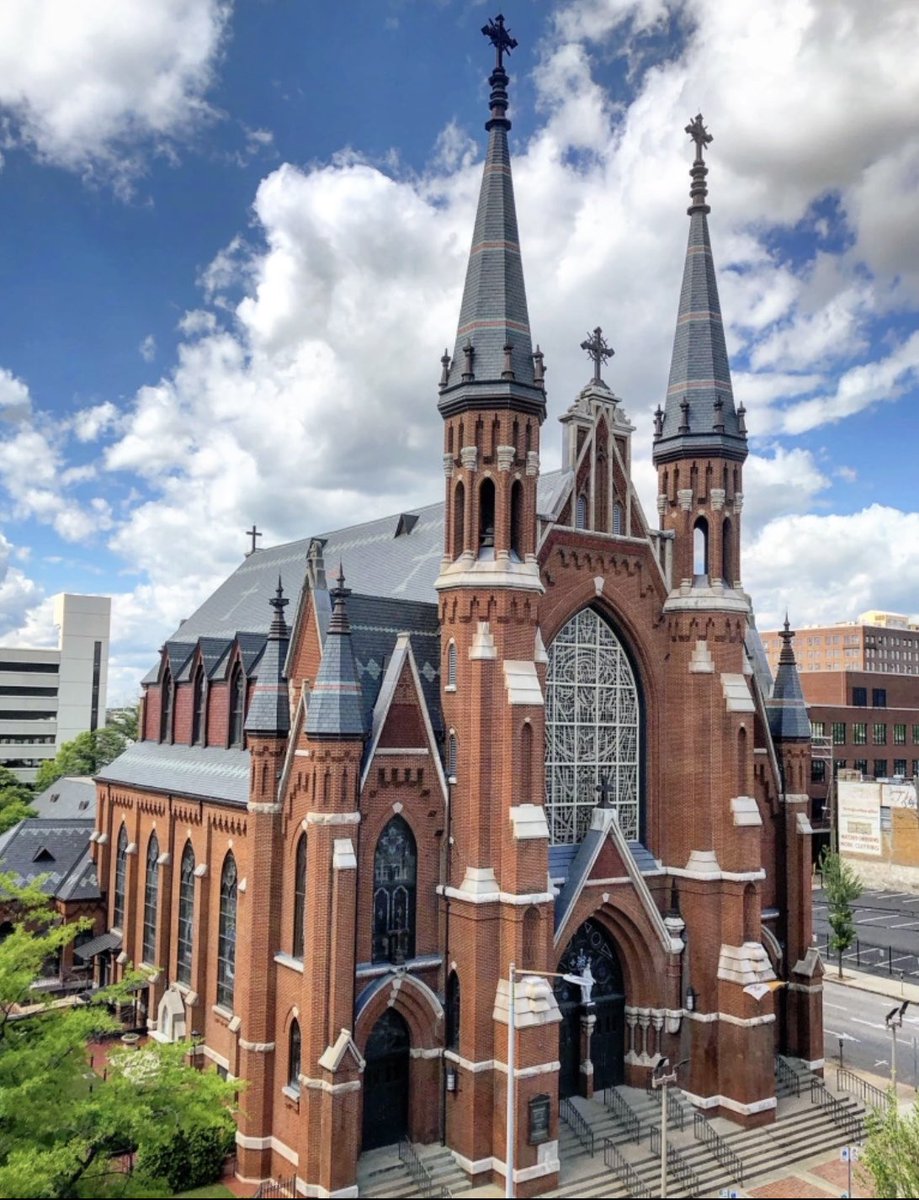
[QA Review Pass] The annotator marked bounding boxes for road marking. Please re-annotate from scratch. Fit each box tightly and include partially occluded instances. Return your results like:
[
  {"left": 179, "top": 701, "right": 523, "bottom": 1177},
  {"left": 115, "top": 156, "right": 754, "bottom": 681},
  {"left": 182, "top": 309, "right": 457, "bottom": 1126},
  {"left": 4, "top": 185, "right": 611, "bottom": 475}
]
[
  {"left": 824, "top": 1003, "right": 848, "bottom": 1011},
  {"left": 875, "top": 1059, "right": 889, "bottom": 1067},
  {"left": 851, "top": 1017, "right": 885, "bottom": 1030},
  {"left": 903, "top": 897, "right": 919, "bottom": 905},
  {"left": 825, "top": 1029, "right": 858, "bottom": 1042},
  {"left": 854, "top": 914, "right": 895, "bottom": 924},
  {"left": 891, "top": 921, "right": 919, "bottom": 929}
]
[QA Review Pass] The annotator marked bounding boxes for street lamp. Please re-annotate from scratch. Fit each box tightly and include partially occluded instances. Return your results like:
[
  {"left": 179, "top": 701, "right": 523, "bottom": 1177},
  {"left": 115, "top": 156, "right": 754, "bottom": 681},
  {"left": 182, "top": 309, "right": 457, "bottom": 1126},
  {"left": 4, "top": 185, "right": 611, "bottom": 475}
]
[
  {"left": 505, "top": 961, "right": 594, "bottom": 1200},
  {"left": 651, "top": 1056, "right": 688, "bottom": 1199},
  {"left": 886, "top": 1001, "right": 909, "bottom": 1090}
]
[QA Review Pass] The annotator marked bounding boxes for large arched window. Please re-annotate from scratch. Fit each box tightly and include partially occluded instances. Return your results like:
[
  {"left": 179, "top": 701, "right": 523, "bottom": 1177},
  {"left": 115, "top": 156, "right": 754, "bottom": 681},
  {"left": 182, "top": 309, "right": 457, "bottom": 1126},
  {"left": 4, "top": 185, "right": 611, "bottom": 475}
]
[
  {"left": 545, "top": 608, "right": 641, "bottom": 843},
  {"left": 229, "top": 667, "right": 245, "bottom": 747},
  {"left": 453, "top": 481, "right": 465, "bottom": 559},
  {"left": 722, "top": 517, "right": 733, "bottom": 585},
  {"left": 445, "top": 971, "right": 460, "bottom": 1051},
  {"left": 478, "top": 478, "right": 496, "bottom": 554},
  {"left": 113, "top": 825, "right": 128, "bottom": 928},
  {"left": 176, "top": 841, "right": 195, "bottom": 984},
  {"left": 288, "top": 1019, "right": 301, "bottom": 1092},
  {"left": 192, "top": 666, "right": 206, "bottom": 745},
  {"left": 217, "top": 853, "right": 237, "bottom": 1009},
  {"left": 293, "top": 833, "right": 307, "bottom": 959},
  {"left": 693, "top": 517, "right": 709, "bottom": 578},
  {"left": 510, "top": 479, "right": 524, "bottom": 559},
  {"left": 142, "top": 834, "right": 159, "bottom": 964},
  {"left": 160, "top": 669, "right": 173, "bottom": 742},
  {"left": 372, "top": 816, "right": 417, "bottom": 964}
]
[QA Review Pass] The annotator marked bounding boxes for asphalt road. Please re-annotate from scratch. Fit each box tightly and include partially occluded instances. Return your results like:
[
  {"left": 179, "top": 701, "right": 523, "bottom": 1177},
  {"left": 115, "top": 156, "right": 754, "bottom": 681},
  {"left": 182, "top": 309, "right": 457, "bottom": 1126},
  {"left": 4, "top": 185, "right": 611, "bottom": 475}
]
[
  {"left": 823, "top": 978, "right": 919, "bottom": 1084},
  {"left": 814, "top": 887, "right": 919, "bottom": 979}
]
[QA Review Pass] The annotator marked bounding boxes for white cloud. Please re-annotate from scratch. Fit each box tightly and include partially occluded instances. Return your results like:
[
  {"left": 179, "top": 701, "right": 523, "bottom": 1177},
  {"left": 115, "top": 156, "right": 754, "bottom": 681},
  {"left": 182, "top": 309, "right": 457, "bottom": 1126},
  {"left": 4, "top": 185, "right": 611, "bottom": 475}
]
[
  {"left": 0, "top": 0, "right": 229, "bottom": 189},
  {"left": 139, "top": 334, "right": 157, "bottom": 363},
  {"left": 72, "top": 401, "right": 120, "bottom": 443},
  {"left": 0, "top": 367, "right": 32, "bottom": 421}
]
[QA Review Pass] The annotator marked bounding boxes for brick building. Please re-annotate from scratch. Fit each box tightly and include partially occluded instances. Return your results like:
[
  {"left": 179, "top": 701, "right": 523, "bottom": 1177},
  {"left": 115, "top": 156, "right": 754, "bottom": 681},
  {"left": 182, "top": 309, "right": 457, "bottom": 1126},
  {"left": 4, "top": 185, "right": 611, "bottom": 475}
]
[
  {"left": 761, "top": 611, "right": 919, "bottom": 676},
  {"left": 87, "top": 27, "right": 822, "bottom": 1198}
]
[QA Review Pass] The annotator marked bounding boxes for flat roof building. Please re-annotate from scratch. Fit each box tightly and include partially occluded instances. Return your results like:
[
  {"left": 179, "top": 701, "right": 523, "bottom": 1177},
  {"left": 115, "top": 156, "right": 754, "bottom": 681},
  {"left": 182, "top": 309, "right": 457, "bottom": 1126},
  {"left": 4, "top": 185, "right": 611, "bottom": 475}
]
[
  {"left": 761, "top": 611, "right": 919, "bottom": 676},
  {"left": 0, "top": 594, "right": 111, "bottom": 784}
]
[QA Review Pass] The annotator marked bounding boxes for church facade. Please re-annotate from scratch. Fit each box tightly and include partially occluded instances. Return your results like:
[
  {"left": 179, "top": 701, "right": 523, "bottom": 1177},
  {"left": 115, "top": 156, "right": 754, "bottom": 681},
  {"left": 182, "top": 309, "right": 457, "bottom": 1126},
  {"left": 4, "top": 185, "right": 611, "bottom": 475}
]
[{"left": 90, "top": 20, "right": 823, "bottom": 1198}]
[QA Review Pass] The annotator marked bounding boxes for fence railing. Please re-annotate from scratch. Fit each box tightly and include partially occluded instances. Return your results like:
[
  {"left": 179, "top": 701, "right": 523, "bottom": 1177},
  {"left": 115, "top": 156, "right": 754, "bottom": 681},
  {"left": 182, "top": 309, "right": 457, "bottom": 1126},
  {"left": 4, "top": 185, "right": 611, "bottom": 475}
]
[
  {"left": 776, "top": 1054, "right": 802, "bottom": 1096},
  {"left": 645, "top": 1084, "right": 688, "bottom": 1132},
  {"left": 693, "top": 1110, "right": 745, "bottom": 1187},
  {"left": 836, "top": 1066, "right": 891, "bottom": 1111},
  {"left": 560, "top": 1096, "right": 595, "bottom": 1157},
  {"left": 603, "top": 1136, "right": 651, "bottom": 1199},
  {"left": 253, "top": 1177, "right": 296, "bottom": 1199},
  {"left": 647, "top": 1125, "right": 701, "bottom": 1196},
  {"left": 603, "top": 1087, "right": 643, "bottom": 1142},
  {"left": 809, "top": 1079, "right": 864, "bottom": 1141},
  {"left": 398, "top": 1138, "right": 453, "bottom": 1199}
]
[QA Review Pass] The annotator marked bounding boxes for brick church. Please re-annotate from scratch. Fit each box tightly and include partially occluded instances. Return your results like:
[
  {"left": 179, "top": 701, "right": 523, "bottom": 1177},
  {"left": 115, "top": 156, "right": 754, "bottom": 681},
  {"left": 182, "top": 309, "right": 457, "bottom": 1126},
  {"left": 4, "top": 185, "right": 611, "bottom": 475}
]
[{"left": 90, "top": 18, "right": 823, "bottom": 1197}]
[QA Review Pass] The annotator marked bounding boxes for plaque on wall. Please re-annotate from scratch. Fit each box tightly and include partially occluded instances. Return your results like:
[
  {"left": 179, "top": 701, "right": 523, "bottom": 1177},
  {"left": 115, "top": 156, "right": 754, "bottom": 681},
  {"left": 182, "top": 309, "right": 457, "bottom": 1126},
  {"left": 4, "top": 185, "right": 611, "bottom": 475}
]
[{"left": 528, "top": 1093, "right": 551, "bottom": 1145}]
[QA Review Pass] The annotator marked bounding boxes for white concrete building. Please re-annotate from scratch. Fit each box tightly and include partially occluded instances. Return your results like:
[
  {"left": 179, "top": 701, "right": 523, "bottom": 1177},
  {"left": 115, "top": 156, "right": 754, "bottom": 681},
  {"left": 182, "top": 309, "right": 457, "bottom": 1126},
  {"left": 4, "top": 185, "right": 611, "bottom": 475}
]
[{"left": 0, "top": 594, "right": 111, "bottom": 783}]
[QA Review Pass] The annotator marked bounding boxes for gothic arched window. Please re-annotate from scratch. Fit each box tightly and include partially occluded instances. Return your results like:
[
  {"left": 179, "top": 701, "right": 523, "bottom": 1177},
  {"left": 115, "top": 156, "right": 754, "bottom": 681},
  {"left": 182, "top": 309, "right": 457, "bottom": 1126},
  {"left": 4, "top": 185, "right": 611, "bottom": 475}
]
[
  {"left": 288, "top": 1019, "right": 301, "bottom": 1092},
  {"left": 722, "top": 517, "right": 733, "bottom": 585},
  {"left": 445, "top": 971, "right": 460, "bottom": 1051},
  {"left": 478, "top": 478, "right": 496, "bottom": 554},
  {"left": 176, "top": 841, "right": 195, "bottom": 984},
  {"left": 372, "top": 816, "right": 417, "bottom": 964},
  {"left": 613, "top": 502, "right": 623, "bottom": 536},
  {"left": 693, "top": 517, "right": 709, "bottom": 578},
  {"left": 510, "top": 479, "right": 524, "bottom": 559},
  {"left": 545, "top": 608, "right": 641, "bottom": 843},
  {"left": 229, "top": 666, "right": 245, "bottom": 747},
  {"left": 453, "top": 480, "right": 465, "bottom": 559},
  {"left": 447, "top": 642, "right": 457, "bottom": 689},
  {"left": 192, "top": 666, "right": 206, "bottom": 745},
  {"left": 447, "top": 731, "right": 458, "bottom": 780},
  {"left": 576, "top": 494, "right": 588, "bottom": 530},
  {"left": 217, "top": 853, "right": 237, "bottom": 1009},
  {"left": 113, "top": 825, "right": 128, "bottom": 928},
  {"left": 160, "top": 669, "right": 173, "bottom": 743},
  {"left": 293, "top": 833, "right": 307, "bottom": 959},
  {"left": 142, "top": 834, "right": 159, "bottom": 964}
]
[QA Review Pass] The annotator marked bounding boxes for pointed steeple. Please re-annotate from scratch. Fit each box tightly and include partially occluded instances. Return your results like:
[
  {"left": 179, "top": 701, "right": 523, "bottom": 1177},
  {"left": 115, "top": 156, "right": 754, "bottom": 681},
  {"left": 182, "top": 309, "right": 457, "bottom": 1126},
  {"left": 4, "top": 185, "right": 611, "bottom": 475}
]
[
  {"left": 245, "top": 578, "right": 291, "bottom": 736},
  {"left": 438, "top": 14, "right": 545, "bottom": 421},
  {"left": 305, "top": 565, "right": 364, "bottom": 740},
  {"left": 766, "top": 614, "right": 811, "bottom": 741},
  {"left": 653, "top": 115, "right": 747, "bottom": 465}
]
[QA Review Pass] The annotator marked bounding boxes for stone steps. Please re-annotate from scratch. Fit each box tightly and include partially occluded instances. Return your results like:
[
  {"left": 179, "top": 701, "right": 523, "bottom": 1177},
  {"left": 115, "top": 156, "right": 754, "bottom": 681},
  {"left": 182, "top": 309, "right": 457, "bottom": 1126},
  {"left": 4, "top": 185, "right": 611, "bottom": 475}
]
[{"left": 357, "top": 1142, "right": 471, "bottom": 1198}]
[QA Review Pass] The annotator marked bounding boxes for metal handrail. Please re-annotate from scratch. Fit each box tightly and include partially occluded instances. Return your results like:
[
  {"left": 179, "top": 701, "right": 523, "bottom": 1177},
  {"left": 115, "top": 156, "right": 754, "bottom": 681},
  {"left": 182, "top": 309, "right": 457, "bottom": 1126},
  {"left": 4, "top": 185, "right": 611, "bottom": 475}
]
[
  {"left": 809, "top": 1079, "right": 864, "bottom": 1141},
  {"left": 647, "top": 1126, "right": 702, "bottom": 1195},
  {"left": 253, "top": 1177, "right": 296, "bottom": 1199},
  {"left": 776, "top": 1054, "right": 802, "bottom": 1096},
  {"left": 560, "top": 1096, "right": 595, "bottom": 1157},
  {"left": 398, "top": 1139, "right": 453, "bottom": 1199},
  {"left": 693, "top": 1110, "right": 745, "bottom": 1187},
  {"left": 603, "top": 1087, "right": 643, "bottom": 1142},
  {"left": 646, "top": 1083, "right": 688, "bottom": 1131},
  {"left": 836, "top": 1066, "right": 891, "bottom": 1110},
  {"left": 603, "top": 1137, "right": 651, "bottom": 1199}
]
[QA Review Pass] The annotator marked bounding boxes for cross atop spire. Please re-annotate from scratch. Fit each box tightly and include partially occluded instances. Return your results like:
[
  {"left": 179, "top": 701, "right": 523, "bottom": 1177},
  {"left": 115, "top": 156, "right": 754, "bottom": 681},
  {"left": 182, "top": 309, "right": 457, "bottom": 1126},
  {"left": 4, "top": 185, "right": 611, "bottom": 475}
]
[
  {"left": 580, "top": 326, "right": 614, "bottom": 385},
  {"left": 685, "top": 113, "right": 713, "bottom": 159},
  {"left": 685, "top": 112, "right": 713, "bottom": 214},
  {"left": 481, "top": 13, "right": 517, "bottom": 69}
]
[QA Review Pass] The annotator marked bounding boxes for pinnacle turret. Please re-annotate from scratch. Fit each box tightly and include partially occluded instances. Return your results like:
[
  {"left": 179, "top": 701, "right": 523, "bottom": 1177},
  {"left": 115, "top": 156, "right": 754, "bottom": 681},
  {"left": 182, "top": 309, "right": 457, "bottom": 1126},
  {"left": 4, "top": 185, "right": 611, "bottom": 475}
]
[
  {"left": 438, "top": 14, "right": 544, "bottom": 421},
  {"left": 305, "top": 565, "right": 364, "bottom": 740},
  {"left": 766, "top": 614, "right": 811, "bottom": 741},
  {"left": 653, "top": 115, "right": 747, "bottom": 465},
  {"left": 245, "top": 578, "right": 291, "bottom": 737}
]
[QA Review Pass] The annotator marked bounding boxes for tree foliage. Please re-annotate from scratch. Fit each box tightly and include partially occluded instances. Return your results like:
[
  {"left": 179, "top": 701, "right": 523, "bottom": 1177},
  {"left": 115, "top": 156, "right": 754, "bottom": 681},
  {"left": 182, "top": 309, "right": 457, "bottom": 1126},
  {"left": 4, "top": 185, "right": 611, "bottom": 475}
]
[
  {"left": 862, "top": 1094, "right": 919, "bottom": 1197},
  {"left": 34, "top": 727, "right": 131, "bottom": 792},
  {"left": 820, "top": 847, "right": 863, "bottom": 978},
  {"left": 0, "top": 873, "right": 237, "bottom": 1197},
  {"left": 0, "top": 768, "right": 35, "bottom": 834}
]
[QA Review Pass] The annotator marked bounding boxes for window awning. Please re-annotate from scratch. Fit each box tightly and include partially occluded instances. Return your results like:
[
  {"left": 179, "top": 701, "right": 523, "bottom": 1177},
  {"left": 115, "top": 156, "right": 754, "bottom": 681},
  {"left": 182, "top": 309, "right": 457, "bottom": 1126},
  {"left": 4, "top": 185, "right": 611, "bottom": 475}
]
[{"left": 74, "top": 930, "right": 122, "bottom": 961}]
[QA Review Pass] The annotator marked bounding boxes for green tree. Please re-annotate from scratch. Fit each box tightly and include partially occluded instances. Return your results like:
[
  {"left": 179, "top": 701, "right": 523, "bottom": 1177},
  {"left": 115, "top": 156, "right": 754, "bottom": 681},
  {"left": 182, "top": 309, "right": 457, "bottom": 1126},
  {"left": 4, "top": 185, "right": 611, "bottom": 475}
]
[
  {"left": 0, "top": 874, "right": 237, "bottom": 1197},
  {"left": 35, "top": 727, "right": 130, "bottom": 792},
  {"left": 105, "top": 705, "right": 139, "bottom": 744},
  {"left": 820, "top": 847, "right": 863, "bottom": 979},
  {"left": 0, "top": 768, "right": 35, "bottom": 834},
  {"left": 862, "top": 1092, "right": 919, "bottom": 1197}
]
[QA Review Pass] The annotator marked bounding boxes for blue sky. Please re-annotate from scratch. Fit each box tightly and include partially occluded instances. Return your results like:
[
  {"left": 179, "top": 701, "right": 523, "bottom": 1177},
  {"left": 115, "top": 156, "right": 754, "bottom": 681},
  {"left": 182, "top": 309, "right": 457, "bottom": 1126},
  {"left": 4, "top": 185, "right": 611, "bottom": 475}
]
[{"left": 0, "top": 0, "right": 918, "bottom": 701}]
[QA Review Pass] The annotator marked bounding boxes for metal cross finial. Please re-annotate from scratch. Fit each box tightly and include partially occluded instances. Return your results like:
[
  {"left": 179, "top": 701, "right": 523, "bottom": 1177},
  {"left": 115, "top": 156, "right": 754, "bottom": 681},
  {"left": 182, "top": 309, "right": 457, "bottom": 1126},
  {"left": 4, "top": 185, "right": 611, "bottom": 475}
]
[
  {"left": 685, "top": 113, "right": 713, "bottom": 159},
  {"left": 245, "top": 524, "right": 262, "bottom": 555},
  {"left": 580, "top": 326, "right": 614, "bottom": 384},
  {"left": 481, "top": 13, "right": 518, "bottom": 69},
  {"left": 596, "top": 774, "right": 613, "bottom": 809}
]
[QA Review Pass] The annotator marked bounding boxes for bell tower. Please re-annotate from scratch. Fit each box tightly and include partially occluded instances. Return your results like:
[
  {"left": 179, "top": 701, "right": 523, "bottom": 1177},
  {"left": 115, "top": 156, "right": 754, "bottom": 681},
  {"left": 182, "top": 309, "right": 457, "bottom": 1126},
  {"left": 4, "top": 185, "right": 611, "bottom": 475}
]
[{"left": 653, "top": 115, "right": 747, "bottom": 594}]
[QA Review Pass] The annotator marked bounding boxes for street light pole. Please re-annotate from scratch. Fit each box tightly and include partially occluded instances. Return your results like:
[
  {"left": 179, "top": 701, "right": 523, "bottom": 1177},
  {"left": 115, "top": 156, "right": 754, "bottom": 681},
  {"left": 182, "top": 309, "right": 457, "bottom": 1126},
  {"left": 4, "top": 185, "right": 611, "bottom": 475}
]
[
  {"left": 651, "top": 1058, "right": 678, "bottom": 1198},
  {"left": 886, "top": 1001, "right": 909, "bottom": 1092}
]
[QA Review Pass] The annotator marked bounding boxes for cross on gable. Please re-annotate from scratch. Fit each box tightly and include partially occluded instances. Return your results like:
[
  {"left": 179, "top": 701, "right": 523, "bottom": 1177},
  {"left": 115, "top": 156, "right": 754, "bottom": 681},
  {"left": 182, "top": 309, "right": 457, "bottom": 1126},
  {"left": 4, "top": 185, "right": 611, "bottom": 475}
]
[
  {"left": 685, "top": 113, "right": 713, "bottom": 158},
  {"left": 596, "top": 774, "right": 614, "bottom": 809},
  {"left": 481, "top": 13, "right": 518, "bottom": 69},
  {"left": 245, "top": 524, "right": 262, "bottom": 556},
  {"left": 580, "top": 326, "right": 614, "bottom": 384}
]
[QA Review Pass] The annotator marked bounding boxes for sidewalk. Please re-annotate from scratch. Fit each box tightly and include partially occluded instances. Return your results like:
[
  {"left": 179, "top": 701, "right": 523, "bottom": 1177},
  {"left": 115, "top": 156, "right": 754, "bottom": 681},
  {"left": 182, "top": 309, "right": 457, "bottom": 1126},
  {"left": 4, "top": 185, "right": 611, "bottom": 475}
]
[{"left": 826, "top": 962, "right": 919, "bottom": 1005}]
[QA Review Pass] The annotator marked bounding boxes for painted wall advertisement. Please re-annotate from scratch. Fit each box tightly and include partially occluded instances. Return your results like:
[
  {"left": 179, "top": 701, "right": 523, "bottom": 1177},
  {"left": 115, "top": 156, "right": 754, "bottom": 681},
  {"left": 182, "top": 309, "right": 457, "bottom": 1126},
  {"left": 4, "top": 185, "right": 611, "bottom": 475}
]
[{"left": 838, "top": 782, "right": 882, "bottom": 857}]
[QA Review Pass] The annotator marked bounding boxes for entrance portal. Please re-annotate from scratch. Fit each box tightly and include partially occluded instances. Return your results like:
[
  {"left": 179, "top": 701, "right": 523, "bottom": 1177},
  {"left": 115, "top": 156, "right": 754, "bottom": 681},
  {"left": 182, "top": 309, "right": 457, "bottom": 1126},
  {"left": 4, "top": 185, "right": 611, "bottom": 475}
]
[
  {"left": 556, "top": 918, "right": 625, "bottom": 1099},
  {"left": 361, "top": 1008, "right": 410, "bottom": 1150}
]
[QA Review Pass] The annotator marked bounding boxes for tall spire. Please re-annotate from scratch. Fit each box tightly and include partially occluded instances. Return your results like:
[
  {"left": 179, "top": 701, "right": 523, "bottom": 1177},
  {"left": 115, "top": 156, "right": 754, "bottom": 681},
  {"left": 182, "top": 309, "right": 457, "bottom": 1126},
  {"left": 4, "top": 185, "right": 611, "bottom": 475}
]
[
  {"left": 305, "top": 565, "right": 364, "bottom": 740},
  {"left": 245, "top": 579, "right": 290, "bottom": 736},
  {"left": 438, "top": 14, "right": 544, "bottom": 420},
  {"left": 653, "top": 114, "right": 747, "bottom": 465},
  {"left": 766, "top": 614, "right": 811, "bottom": 741}
]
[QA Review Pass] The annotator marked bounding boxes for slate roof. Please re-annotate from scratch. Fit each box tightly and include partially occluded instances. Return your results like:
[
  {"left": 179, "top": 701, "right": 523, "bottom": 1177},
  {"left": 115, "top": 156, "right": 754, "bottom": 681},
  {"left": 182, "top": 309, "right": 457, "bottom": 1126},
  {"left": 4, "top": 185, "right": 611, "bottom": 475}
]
[
  {"left": 32, "top": 776, "right": 96, "bottom": 820},
  {"left": 766, "top": 622, "right": 811, "bottom": 742},
  {"left": 0, "top": 818, "right": 99, "bottom": 901},
  {"left": 654, "top": 150, "right": 747, "bottom": 465},
  {"left": 245, "top": 587, "right": 291, "bottom": 737},
  {"left": 305, "top": 581, "right": 365, "bottom": 739},
  {"left": 97, "top": 741, "right": 251, "bottom": 806}
]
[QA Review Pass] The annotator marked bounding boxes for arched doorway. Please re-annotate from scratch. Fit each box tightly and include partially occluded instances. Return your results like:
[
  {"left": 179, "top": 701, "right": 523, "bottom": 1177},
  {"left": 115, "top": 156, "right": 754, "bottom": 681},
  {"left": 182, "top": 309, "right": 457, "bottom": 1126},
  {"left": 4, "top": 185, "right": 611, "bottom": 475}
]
[
  {"left": 361, "top": 1008, "right": 410, "bottom": 1150},
  {"left": 556, "top": 919, "right": 625, "bottom": 1098}
]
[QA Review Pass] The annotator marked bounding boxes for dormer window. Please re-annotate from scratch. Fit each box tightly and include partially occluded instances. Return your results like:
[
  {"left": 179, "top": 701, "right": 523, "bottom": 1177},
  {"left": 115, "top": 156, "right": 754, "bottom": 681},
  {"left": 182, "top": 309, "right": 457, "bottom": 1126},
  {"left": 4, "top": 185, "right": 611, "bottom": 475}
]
[
  {"left": 229, "top": 666, "right": 245, "bottom": 748},
  {"left": 160, "top": 668, "right": 174, "bottom": 743}
]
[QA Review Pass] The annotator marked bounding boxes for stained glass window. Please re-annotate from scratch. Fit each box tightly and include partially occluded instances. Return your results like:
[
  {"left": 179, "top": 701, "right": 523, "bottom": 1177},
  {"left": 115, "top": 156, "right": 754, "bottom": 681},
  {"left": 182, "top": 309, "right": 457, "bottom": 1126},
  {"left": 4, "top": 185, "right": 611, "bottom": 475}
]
[
  {"left": 113, "top": 825, "right": 128, "bottom": 927},
  {"left": 288, "top": 1020, "right": 301, "bottom": 1092},
  {"left": 176, "top": 841, "right": 195, "bottom": 984},
  {"left": 217, "top": 853, "right": 237, "bottom": 1009},
  {"left": 142, "top": 834, "right": 159, "bottom": 964},
  {"left": 545, "top": 608, "right": 640, "bottom": 843},
  {"left": 293, "top": 834, "right": 307, "bottom": 959},
  {"left": 372, "top": 816, "right": 416, "bottom": 964},
  {"left": 229, "top": 667, "right": 245, "bottom": 747}
]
